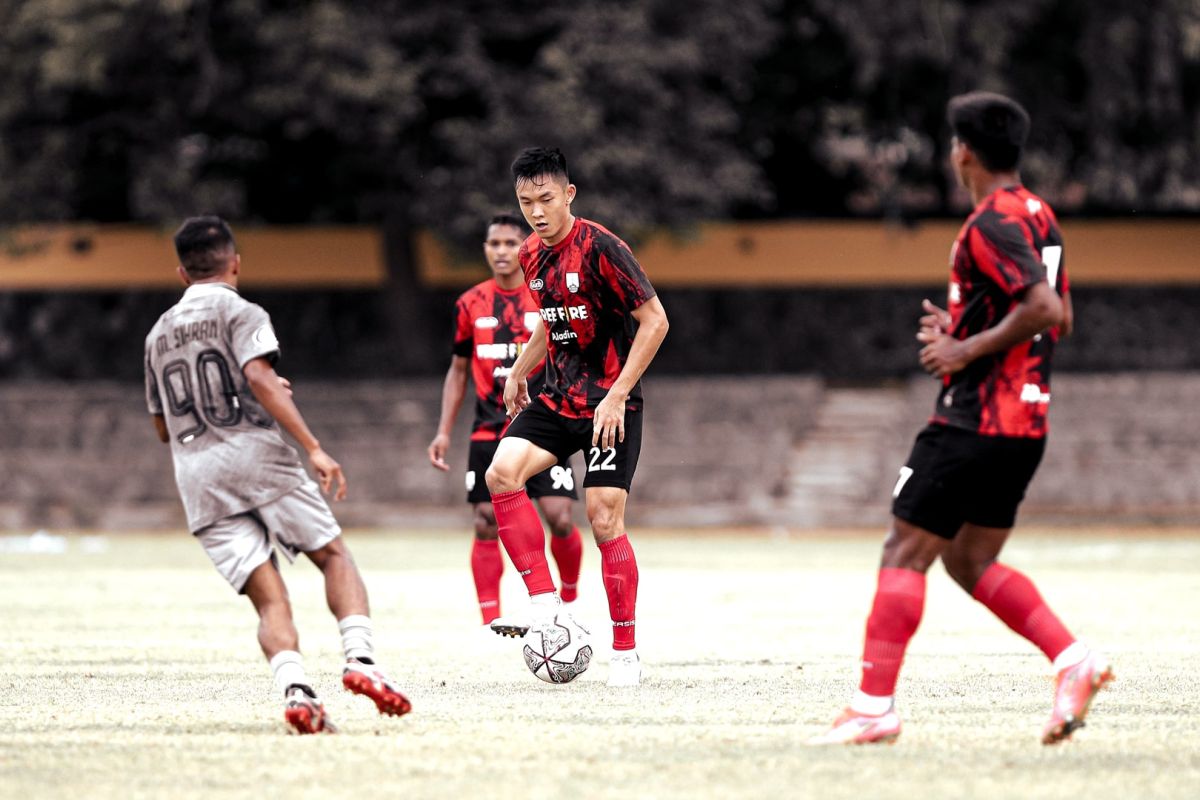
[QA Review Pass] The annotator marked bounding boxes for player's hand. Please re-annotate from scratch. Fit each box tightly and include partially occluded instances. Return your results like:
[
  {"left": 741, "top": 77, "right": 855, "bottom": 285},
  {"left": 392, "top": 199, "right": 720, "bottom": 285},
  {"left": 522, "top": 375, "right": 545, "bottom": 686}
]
[
  {"left": 504, "top": 375, "right": 530, "bottom": 418},
  {"left": 276, "top": 375, "right": 293, "bottom": 397},
  {"left": 309, "top": 447, "right": 348, "bottom": 501},
  {"left": 592, "top": 392, "right": 626, "bottom": 451},
  {"left": 919, "top": 298, "right": 952, "bottom": 335},
  {"left": 428, "top": 433, "right": 451, "bottom": 472},
  {"left": 918, "top": 332, "right": 972, "bottom": 378}
]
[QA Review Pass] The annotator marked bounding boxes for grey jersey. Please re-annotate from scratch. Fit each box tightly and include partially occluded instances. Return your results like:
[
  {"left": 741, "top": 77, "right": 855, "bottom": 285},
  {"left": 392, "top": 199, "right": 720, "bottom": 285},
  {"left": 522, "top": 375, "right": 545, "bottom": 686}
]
[{"left": 145, "top": 283, "right": 308, "bottom": 532}]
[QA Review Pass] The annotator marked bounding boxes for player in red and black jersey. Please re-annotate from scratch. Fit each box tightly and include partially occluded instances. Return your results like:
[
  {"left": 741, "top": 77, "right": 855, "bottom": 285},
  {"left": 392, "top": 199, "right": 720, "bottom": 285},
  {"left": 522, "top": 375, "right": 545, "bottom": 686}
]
[
  {"left": 484, "top": 148, "right": 669, "bottom": 687},
  {"left": 427, "top": 214, "right": 583, "bottom": 626},
  {"left": 813, "top": 93, "right": 1111, "bottom": 746}
]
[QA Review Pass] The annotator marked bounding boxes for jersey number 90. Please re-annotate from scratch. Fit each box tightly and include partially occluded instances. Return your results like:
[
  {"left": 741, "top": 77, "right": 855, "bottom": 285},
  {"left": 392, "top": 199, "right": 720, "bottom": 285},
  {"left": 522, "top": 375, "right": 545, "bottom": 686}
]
[{"left": 158, "top": 349, "right": 271, "bottom": 443}]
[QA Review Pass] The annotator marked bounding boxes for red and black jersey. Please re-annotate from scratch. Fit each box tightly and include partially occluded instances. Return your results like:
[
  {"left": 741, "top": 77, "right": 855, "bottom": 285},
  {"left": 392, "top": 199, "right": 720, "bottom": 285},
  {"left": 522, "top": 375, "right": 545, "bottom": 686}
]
[
  {"left": 452, "top": 279, "right": 543, "bottom": 441},
  {"left": 518, "top": 217, "right": 657, "bottom": 419},
  {"left": 932, "top": 186, "right": 1069, "bottom": 439}
]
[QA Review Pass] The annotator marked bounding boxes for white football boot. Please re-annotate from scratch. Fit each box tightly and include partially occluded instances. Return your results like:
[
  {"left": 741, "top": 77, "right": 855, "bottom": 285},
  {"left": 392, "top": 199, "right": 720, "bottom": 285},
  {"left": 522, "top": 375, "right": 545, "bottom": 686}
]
[
  {"left": 607, "top": 649, "right": 642, "bottom": 687},
  {"left": 490, "top": 592, "right": 563, "bottom": 638}
]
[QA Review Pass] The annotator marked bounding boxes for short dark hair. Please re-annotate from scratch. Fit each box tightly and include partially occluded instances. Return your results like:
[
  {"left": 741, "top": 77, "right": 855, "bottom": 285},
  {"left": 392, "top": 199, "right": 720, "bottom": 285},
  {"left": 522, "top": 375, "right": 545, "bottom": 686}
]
[
  {"left": 947, "top": 92, "right": 1030, "bottom": 172},
  {"left": 173, "top": 216, "right": 236, "bottom": 278},
  {"left": 511, "top": 147, "right": 569, "bottom": 185},
  {"left": 486, "top": 213, "right": 528, "bottom": 238}
]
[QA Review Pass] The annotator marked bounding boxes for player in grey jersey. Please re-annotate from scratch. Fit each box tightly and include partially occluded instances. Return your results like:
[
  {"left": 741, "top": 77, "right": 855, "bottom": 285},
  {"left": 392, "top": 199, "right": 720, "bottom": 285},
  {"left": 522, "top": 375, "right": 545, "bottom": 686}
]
[{"left": 144, "top": 216, "right": 410, "bottom": 734}]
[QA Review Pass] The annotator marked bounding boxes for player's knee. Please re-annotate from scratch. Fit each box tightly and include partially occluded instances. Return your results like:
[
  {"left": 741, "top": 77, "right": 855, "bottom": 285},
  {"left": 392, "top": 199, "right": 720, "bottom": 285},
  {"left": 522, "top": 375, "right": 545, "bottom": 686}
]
[
  {"left": 941, "top": 553, "right": 989, "bottom": 592},
  {"left": 485, "top": 462, "right": 521, "bottom": 495},
  {"left": 587, "top": 506, "right": 623, "bottom": 542},
  {"left": 473, "top": 505, "right": 498, "bottom": 540}
]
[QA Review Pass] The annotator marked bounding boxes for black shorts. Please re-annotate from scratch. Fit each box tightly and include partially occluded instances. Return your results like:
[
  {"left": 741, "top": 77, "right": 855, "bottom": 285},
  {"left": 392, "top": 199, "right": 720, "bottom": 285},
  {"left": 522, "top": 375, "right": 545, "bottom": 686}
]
[
  {"left": 891, "top": 424, "right": 1046, "bottom": 540},
  {"left": 467, "top": 439, "right": 578, "bottom": 504},
  {"left": 502, "top": 397, "right": 643, "bottom": 492}
]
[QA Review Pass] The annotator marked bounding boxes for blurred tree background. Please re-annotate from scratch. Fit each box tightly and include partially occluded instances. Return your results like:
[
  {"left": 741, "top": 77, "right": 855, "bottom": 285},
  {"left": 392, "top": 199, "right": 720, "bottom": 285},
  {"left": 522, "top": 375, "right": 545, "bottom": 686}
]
[
  {"left": 2, "top": 0, "right": 1198, "bottom": 240},
  {"left": 2, "top": 0, "right": 1199, "bottom": 380}
]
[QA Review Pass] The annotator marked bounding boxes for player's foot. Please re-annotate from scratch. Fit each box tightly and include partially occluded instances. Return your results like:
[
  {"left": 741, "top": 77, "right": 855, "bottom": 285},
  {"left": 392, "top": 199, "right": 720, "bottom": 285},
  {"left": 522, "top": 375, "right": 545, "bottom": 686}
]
[
  {"left": 1042, "top": 650, "right": 1113, "bottom": 745},
  {"left": 342, "top": 662, "right": 413, "bottom": 718},
  {"left": 607, "top": 650, "right": 641, "bottom": 687},
  {"left": 283, "top": 684, "right": 336, "bottom": 734},
  {"left": 807, "top": 706, "right": 902, "bottom": 745},
  {"left": 490, "top": 595, "right": 563, "bottom": 638}
]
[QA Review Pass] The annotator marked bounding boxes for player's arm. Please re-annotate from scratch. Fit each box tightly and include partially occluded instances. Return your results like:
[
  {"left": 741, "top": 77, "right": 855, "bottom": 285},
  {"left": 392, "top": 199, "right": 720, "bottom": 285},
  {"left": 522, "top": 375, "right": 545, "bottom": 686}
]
[
  {"left": 592, "top": 295, "right": 669, "bottom": 450},
  {"left": 429, "top": 356, "right": 469, "bottom": 471},
  {"left": 243, "top": 356, "right": 347, "bottom": 500},
  {"left": 917, "top": 281, "right": 1062, "bottom": 378},
  {"left": 504, "top": 315, "right": 547, "bottom": 417}
]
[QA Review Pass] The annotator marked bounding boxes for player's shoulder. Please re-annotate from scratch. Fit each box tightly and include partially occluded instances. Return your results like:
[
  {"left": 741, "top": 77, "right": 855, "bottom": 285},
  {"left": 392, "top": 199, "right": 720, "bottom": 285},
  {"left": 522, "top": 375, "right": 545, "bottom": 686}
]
[
  {"left": 457, "top": 278, "right": 495, "bottom": 308},
  {"left": 991, "top": 186, "right": 1056, "bottom": 221},
  {"left": 578, "top": 218, "right": 633, "bottom": 257}
]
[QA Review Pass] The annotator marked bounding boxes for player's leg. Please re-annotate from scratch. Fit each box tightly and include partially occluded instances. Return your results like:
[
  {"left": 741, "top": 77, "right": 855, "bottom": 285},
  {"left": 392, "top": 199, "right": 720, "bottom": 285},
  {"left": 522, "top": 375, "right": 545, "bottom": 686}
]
[
  {"left": 485, "top": 432, "right": 560, "bottom": 635},
  {"left": 947, "top": 479, "right": 1112, "bottom": 745},
  {"left": 470, "top": 502, "right": 504, "bottom": 624},
  {"left": 538, "top": 496, "right": 582, "bottom": 603},
  {"left": 812, "top": 426, "right": 965, "bottom": 745},
  {"left": 580, "top": 410, "right": 644, "bottom": 686},
  {"left": 529, "top": 456, "right": 582, "bottom": 603},
  {"left": 243, "top": 559, "right": 334, "bottom": 734},
  {"left": 262, "top": 483, "right": 412, "bottom": 718},
  {"left": 197, "top": 513, "right": 333, "bottom": 734},
  {"left": 467, "top": 440, "right": 504, "bottom": 624}
]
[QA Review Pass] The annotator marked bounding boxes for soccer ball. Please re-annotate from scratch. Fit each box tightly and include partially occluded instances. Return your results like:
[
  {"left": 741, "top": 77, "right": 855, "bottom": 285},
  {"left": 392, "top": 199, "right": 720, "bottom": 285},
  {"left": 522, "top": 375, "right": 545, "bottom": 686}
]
[{"left": 522, "top": 613, "right": 592, "bottom": 684}]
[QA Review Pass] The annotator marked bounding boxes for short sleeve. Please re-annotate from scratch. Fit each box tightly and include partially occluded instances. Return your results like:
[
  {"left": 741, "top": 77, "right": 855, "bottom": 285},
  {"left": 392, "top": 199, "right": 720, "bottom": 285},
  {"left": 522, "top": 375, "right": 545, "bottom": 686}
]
[
  {"left": 229, "top": 303, "right": 281, "bottom": 368},
  {"left": 452, "top": 296, "right": 473, "bottom": 357},
  {"left": 144, "top": 346, "right": 162, "bottom": 415},
  {"left": 598, "top": 238, "right": 656, "bottom": 311},
  {"left": 968, "top": 216, "right": 1046, "bottom": 297}
]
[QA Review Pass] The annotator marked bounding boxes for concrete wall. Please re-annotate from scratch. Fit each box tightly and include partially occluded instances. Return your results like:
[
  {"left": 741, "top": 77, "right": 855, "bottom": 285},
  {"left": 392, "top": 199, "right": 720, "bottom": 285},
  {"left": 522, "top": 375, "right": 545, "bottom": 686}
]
[{"left": 2, "top": 374, "right": 1197, "bottom": 532}]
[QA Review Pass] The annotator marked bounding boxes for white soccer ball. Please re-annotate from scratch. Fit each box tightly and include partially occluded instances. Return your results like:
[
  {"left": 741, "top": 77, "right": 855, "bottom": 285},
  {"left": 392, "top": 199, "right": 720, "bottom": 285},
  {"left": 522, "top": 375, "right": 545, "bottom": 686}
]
[{"left": 522, "top": 613, "right": 593, "bottom": 684}]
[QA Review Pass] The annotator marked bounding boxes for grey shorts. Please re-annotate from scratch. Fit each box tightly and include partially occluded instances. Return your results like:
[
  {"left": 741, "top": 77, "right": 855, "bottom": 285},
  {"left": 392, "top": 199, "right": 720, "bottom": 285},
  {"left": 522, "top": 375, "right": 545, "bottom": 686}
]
[{"left": 196, "top": 479, "right": 341, "bottom": 593}]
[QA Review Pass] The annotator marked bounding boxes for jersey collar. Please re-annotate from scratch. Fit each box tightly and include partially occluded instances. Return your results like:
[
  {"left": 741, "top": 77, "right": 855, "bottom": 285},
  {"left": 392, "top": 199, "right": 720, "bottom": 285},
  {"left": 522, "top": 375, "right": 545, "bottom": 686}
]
[{"left": 183, "top": 282, "right": 239, "bottom": 299}]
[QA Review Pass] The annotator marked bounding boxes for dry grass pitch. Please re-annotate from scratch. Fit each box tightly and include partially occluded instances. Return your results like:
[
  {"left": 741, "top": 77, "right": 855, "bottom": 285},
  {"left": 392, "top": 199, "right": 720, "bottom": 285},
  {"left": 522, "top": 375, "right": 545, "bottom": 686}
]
[{"left": 2, "top": 527, "right": 1198, "bottom": 799}]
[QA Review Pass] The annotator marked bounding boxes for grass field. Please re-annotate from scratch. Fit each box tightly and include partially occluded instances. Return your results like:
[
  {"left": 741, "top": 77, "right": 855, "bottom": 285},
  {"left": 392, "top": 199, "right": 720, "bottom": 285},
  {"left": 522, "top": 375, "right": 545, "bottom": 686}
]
[{"left": 2, "top": 527, "right": 1198, "bottom": 799}]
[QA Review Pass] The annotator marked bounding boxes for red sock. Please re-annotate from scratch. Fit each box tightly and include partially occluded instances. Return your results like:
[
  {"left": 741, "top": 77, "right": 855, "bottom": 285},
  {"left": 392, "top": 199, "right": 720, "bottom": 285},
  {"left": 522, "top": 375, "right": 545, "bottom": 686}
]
[
  {"left": 491, "top": 489, "right": 556, "bottom": 596},
  {"left": 972, "top": 562, "right": 1074, "bottom": 662},
  {"left": 859, "top": 567, "right": 926, "bottom": 697},
  {"left": 550, "top": 527, "right": 583, "bottom": 603},
  {"left": 599, "top": 534, "right": 638, "bottom": 651},
  {"left": 470, "top": 538, "right": 503, "bottom": 624}
]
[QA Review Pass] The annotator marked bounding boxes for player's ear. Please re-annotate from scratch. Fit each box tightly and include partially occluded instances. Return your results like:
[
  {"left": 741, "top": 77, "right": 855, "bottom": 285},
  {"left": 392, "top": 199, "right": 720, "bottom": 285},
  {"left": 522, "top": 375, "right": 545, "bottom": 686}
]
[
  {"left": 565, "top": 184, "right": 576, "bottom": 205},
  {"left": 176, "top": 265, "right": 191, "bottom": 287},
  {"left": 231, "top": 253, "right": 241, "bottom": 276}
]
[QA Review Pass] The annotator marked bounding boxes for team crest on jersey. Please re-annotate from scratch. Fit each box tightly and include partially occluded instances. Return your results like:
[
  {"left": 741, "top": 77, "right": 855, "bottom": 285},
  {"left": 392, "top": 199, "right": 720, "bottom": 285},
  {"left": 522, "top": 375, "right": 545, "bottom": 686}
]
[
  {"left": 252, "top": 324, "right": 279, "bottom": 351},
  {"left": 566, "top": 272, "right": 580, "bottom": 293},
  {"left": 475, "top": 316, "right": 499, "bottom": 329},
  {"left": 529, "top": 279, "right": 544, "bottom": 291},
  {"left": 524, "top": 311, "right": 540, "bottom": 331}
]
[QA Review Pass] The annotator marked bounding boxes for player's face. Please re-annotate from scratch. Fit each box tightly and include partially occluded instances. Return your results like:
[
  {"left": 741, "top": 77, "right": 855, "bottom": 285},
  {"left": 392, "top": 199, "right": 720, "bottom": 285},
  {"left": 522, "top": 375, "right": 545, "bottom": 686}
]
[
  {"left": 515, "top": 175, "right": 576, "bottom": 246},
  {"left": 484, "top": 224, "right": 524, "bottom": 278}
]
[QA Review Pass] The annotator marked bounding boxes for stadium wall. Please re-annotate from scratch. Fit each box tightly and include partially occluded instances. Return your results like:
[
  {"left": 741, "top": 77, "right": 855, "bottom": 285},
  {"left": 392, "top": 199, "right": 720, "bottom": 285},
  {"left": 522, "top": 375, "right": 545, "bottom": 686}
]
[{"left": 1, "top": 374, "right": 1197, "bottom": 532}]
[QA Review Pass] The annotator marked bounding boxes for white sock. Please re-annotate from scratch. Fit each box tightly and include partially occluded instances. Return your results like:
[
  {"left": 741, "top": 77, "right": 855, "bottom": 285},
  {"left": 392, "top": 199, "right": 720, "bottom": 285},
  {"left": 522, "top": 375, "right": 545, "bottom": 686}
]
[
  {"left": 850, "top": 690, "right": 894, "bottom": 716},
  {"left": 338, "top": 615, "right": 374, "bottom": 663},
  {"left": 1052, "top": 641, "right": 1089, "bottom": 672},
  {"left": 269, "top": 650, "right": 307, "bottom": 696}
]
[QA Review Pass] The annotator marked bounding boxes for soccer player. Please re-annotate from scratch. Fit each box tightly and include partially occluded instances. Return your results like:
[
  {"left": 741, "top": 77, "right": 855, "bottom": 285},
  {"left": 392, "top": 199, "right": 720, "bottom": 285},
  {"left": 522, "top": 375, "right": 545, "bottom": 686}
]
[
  {"left": 144, "top": 216, "right": 411, "bottom": 734},
  {"left": 484, "top": 148, "right": 669, "bottom": 687},
  {"left": 811, "top": 93, "right": 1111, "bottom": 745},
  {"left": 427, "top": 213, "right": 584, "bottom": 626}
]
